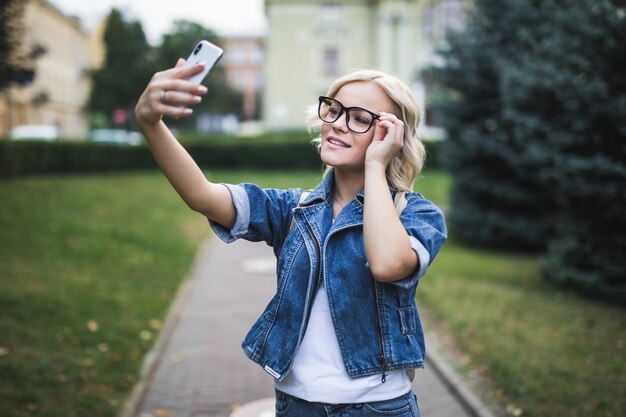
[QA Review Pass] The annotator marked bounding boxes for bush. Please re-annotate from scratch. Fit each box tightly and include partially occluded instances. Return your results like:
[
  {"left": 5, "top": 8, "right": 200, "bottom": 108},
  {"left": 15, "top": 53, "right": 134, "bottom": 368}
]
[{"left": 0, "top": 138, "right": 324, "bottom": 178}]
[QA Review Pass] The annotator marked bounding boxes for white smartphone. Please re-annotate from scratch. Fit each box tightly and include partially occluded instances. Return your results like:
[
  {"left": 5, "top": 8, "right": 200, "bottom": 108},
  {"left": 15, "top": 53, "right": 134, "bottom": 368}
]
[{"left": 183, "top": 40, "right": 224, "bottom": 84}]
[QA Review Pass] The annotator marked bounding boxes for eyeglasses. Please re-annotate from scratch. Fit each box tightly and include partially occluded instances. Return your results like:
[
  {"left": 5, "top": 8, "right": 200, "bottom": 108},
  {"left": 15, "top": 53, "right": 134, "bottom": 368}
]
[{"left": 318, "top": 96, "right": 380, "bottom": 134}]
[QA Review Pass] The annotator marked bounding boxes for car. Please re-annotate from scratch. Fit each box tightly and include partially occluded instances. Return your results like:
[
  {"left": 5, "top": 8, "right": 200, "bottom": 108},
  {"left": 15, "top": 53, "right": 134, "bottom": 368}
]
[
  {"left": 89, "top": 129, "right": 142, "bottom": 145},
  {"left": 9, "top": 124, "right": 59, "bottom": 141}
]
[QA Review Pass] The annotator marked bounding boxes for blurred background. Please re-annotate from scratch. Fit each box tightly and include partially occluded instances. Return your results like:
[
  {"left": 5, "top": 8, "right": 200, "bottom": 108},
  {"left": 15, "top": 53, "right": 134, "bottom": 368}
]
[
  {"left": 0, "top": 0, "right": 462, "bottom": 139},
  {"left": 1, "top": 1, "right": 624, "bottom": 417}
]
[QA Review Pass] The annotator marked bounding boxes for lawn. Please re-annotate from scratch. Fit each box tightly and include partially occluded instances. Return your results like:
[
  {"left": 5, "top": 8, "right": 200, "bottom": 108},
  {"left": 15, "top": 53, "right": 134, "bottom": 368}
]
[
  {"left": 0, "top": 169, "right": 623, "bottom": 417},
  {"left": 418, "top": 240, "right": 626, "bottom": 416}
]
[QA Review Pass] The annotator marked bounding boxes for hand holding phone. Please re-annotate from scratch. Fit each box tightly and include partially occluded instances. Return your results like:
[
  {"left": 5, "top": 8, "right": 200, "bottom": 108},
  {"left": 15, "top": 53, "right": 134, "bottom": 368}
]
[{"left": 183, "top": 40, "right": 224, "bottom": 84}]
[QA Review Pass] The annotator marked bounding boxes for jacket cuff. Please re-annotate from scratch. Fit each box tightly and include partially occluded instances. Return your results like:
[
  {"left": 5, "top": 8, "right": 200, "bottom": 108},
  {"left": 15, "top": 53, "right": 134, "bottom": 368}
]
[
  {"left": 208, "top": 184, "right": 250, "bottom": 243},
  {"left": 389, "top": 236, "right": 431, "bottom": 289}
]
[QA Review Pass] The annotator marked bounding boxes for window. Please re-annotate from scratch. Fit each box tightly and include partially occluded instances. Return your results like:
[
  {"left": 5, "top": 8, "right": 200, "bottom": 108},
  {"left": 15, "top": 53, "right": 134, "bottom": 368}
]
[{"left": 323, "top": 47, "right": 339, "bottom": 77}]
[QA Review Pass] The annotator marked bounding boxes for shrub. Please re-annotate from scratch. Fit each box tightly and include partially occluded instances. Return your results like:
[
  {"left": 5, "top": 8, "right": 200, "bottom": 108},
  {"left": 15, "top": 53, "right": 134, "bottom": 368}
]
[{"left": 0, "top": 139, "right": 323, "bottom": 178}]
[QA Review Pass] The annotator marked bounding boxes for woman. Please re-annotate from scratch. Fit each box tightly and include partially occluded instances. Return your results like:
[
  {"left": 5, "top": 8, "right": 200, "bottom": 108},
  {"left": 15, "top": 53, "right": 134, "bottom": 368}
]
[{"left": 135, "top": 59, "right": 447, "bottom": 417}]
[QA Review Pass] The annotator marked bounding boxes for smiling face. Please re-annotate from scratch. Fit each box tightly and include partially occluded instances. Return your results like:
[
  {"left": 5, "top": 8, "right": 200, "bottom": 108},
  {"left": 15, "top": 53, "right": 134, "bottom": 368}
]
[{"left": 320, "top": 81, "right": 395, "bottom": 173}]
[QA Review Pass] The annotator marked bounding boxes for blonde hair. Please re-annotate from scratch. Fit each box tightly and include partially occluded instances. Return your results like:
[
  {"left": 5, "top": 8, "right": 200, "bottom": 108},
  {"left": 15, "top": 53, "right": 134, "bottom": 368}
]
[{"left": 308, "top": 69, "right": 425, "bottom": 215}]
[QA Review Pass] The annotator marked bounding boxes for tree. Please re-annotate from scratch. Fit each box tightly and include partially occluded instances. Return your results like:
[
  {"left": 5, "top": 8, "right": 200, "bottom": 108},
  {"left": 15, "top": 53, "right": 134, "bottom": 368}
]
[
  {"left": 155, "top": 20, "right": 243, "bottom": 128},
  {"left": 0, "top": 0, "right": 27, "bottom": 91},
  {"left": 427, "top": 0, "right": 558, "bottom": 251},
  {"left": 89, "top": 8, "right": 154, "bottom": 127},
  {"left": 429, "top": 0, "right": 626, "bottom": 301},
  {"left": 532, "top": 1, "right": 626, "bottom": 301}
]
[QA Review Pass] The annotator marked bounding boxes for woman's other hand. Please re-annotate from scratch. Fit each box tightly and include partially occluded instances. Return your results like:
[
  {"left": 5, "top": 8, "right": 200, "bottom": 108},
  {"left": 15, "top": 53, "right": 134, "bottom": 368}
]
[{"left": 365, "top": 112, "right": 405, "bottom": 169}]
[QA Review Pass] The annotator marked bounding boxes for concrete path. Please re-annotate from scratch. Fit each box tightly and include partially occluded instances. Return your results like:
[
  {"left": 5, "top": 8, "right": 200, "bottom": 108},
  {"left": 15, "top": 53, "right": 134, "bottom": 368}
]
[{"left": 122, "top": 238, "right": 495, "bottom": 417}]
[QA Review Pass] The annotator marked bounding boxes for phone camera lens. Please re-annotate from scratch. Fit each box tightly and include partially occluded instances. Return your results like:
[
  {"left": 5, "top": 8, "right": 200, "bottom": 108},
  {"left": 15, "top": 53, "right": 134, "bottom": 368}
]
[{"left": 194, "top": 44, "right": 202, "bottom": 55}]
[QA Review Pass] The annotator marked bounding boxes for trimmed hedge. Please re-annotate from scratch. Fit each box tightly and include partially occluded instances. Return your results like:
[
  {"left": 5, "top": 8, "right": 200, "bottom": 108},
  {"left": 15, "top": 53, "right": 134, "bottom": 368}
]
[{"left": 0, "top": 138, "right": 441, "bottom": 178}]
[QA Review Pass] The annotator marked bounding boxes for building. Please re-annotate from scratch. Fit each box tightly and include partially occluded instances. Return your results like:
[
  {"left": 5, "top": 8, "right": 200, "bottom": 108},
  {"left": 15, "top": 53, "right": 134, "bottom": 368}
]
[
  {"left": 0, "top": 0, "right": 103, "bottom": 139},
  {"left": 262, "top": 0, "right": 468, "bottom": 132},
  {"left": 221, "top": 35, "right": 265, "bottom": 121}
]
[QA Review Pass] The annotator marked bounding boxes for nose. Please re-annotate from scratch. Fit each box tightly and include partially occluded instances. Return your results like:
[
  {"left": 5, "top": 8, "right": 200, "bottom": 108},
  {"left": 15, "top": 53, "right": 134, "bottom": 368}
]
[{"left": 331, "top": 111, "right": 349, "bottom": 132}]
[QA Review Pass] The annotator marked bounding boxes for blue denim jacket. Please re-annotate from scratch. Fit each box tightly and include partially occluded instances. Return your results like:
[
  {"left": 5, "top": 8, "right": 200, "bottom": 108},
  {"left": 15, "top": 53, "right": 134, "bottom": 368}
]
[{"left": 210, "top": 171, "right": 447, "bottom": 381}]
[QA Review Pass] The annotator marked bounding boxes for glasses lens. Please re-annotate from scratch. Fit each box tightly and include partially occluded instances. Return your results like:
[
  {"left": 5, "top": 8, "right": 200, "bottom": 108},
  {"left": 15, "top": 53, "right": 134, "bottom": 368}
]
[
  {"left": 319, "top": 97, "right": 342, "bottom": 123},
  {"left": 347, "top": 109, "right": 375, "bottom": 133}
]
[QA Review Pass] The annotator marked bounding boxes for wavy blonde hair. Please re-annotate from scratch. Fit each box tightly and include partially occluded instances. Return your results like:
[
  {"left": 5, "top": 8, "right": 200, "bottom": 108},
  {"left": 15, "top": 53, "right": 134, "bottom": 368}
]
[{"left": 308, "top": 69, "right": 425, "bottom": 214}]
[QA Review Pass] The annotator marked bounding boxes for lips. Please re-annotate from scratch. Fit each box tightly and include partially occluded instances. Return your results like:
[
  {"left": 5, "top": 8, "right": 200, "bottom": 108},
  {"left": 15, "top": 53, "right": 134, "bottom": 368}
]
[{"left": 327, "top": 136, "right": 350, "bottom": 148}]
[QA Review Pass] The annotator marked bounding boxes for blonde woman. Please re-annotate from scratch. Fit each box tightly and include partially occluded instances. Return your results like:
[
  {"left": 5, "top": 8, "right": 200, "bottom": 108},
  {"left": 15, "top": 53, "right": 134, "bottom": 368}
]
[{"left": 135, "top": 61, "right": 447, "bottom": 417}]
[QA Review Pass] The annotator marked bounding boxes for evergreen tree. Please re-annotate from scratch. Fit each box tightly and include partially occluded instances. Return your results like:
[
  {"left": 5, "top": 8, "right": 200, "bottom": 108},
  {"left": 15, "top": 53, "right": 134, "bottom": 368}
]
[
  {"left": 428, "top": 0, "right": 557, "bottom": 250},
  {"left": 88, "top": 9, "right": 154, "bottom": 126},
  {"left": 533, "top": 1, "right": 626, "bottom": 301},
  {"left": 429, "top": 0, "right": 626, "bottom": 300}
]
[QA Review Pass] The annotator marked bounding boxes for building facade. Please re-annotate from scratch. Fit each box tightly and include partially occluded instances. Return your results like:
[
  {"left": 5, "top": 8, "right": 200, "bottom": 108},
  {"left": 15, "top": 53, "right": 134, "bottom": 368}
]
[
  {"left": 0, "top": 0, "right": 102, "bottom": 139},
  {"left": 221, "top": 35, "right": 265, "bottom": 121},
  {"left": 262, "top": 0, "right": 468, "bottom": 132}
]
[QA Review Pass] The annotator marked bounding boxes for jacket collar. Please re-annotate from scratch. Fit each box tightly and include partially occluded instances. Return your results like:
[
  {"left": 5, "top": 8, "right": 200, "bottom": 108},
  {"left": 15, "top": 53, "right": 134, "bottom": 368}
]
[{"left": 301, "top": 168, "right": 366, "bottom": 207}]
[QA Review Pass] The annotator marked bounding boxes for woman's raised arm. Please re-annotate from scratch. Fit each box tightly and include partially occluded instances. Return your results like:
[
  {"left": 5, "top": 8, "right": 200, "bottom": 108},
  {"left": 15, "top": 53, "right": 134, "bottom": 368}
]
[{"left": 135, "top": 59, "right": 235, "bottom": 228}]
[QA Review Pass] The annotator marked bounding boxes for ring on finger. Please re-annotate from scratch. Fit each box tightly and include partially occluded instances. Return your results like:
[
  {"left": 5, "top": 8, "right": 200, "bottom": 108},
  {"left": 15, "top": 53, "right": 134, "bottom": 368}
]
[{"left": 159, "top": 90, "right": 167, "bottom": 104}]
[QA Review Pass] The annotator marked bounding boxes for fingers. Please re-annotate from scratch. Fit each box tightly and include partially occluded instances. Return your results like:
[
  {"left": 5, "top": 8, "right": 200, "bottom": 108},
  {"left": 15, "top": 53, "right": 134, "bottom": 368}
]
[
  {"left": 136, "top": 62, "right": 207, "bottom": 125},
  {"left": 372, "top": 112, "right": 404, "bottom": 145},
  {"left": 158, "top": 88, "right": 203, "bottom": 107}
]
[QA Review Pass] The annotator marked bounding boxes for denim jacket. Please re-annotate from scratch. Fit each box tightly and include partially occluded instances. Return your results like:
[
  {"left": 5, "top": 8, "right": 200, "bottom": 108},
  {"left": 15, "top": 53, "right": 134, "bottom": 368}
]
[{"left": 210, "top": 171, "right": 447, "bottom": 381}]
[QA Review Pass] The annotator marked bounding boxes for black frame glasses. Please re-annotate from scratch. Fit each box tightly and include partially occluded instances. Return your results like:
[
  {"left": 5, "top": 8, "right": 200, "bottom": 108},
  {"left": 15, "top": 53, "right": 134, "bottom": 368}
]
[{"left": 318, "top": 96, "right": 380, "bottom": 134}]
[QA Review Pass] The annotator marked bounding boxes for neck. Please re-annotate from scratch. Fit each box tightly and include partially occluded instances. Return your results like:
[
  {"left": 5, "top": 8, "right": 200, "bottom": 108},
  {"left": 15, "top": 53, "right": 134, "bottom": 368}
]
[{"left": 332, "top": 168, "right": 364, "bottom": 203}]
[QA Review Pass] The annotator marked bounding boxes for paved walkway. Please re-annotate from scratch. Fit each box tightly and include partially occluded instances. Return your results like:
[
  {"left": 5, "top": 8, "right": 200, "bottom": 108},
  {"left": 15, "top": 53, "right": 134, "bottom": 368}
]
[{"left": 121, "top": 239, "right": 495, "bottom": 417}]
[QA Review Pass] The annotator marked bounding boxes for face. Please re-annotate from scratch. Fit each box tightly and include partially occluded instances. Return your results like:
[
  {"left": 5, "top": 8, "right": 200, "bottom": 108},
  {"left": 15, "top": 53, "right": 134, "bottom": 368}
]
[{"left": 320, "top": 81, "right": 395, "bottom": 172}]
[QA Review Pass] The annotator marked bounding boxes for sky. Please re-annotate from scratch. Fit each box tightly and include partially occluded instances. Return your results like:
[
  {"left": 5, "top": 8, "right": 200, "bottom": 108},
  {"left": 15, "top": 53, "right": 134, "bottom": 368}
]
[{"left": 48, "top": 0, "right": 267, "bottom": 44}]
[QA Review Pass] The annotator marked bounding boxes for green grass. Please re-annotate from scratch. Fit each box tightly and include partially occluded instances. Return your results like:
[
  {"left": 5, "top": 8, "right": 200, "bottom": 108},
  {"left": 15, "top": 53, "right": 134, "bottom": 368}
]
[
  {"left": 0, "top": 173, "right": 208, "bottom": 416},
  {"left": 1, "top": 169, "right": 623, "bottom": 417},
  {"left": 419, "top": 241, "right": 626, "bottom": 417},
  {"left": 0, "top": 170, "right": 323, "bottom": 416}
]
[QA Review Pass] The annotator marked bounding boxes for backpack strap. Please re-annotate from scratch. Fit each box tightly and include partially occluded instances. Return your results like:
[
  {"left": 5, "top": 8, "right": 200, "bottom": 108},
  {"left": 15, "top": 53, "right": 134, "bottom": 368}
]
[{"left": 288, "top": 190, "right": 310, "bottom": 233}]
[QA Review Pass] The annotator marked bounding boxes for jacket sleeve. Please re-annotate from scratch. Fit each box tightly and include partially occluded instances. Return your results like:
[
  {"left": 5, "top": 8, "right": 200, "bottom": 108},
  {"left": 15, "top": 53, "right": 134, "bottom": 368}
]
[
  {"left": 209, "top": 183, "right": 301, "bottom": 250},
  {"left": 391, "top": 194, "right": 448, "bottom": 289}
]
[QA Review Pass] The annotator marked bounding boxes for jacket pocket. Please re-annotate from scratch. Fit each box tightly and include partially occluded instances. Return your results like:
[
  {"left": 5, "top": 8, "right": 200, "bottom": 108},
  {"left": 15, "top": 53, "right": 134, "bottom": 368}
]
[{"left": 398, "top": 307, "right": 416, "bottom": 335}]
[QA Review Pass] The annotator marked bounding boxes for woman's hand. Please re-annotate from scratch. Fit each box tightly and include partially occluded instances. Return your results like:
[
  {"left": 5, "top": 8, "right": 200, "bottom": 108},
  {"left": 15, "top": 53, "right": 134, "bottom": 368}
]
[
  {"left": 365, "top": 112, "right": 405, "bottom": 169},
  {"left": 135, "top": 58, "right": 208, "bottom": 127}
]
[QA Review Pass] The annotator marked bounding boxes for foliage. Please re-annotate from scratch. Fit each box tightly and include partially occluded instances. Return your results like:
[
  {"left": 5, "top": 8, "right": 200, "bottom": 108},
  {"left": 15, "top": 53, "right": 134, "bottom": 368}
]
[
  {"left": 0, "top": 134, "right": 443, "bottom": 178},
  {"left": 0, "top": 0, "right": 26, "bottom": 90},
  {"left": 428, "top": 0, "right": 626, "bottom": 300},
  {"left": 426, "top": 0, "right": 559, "bottom": 251},
  {"left": 0, "top": 138, "right": 322, "bottom": 178},
  {"left": 88, "top": 9, "right": 154, "bottom": 127},
  {"left": 529, "top": 1, "right": 626, "bottom": 302},
  {"left": 154, "top": 20, "right": 243, "bottom": 127},
  {"left": 88, "top": 15, "right": 244, "bottom": 130}
]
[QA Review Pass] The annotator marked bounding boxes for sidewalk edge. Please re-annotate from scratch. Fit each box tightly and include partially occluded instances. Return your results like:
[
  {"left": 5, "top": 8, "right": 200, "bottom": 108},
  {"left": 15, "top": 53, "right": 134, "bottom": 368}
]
[{"left": 426, "top": 345, "right": 499, "bottom": 417}]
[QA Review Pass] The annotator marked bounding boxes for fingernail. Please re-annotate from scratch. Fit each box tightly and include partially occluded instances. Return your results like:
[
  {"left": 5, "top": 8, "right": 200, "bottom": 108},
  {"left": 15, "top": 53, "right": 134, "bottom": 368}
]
[
  {"left": 193, "top": 96, "right": 202, "bottom": 103},
  {"left": 184, "top": 108, "right": 193, "bottom": 115},
  {"left": 198, "top": 86, "right": 208, "bottom": 94}
]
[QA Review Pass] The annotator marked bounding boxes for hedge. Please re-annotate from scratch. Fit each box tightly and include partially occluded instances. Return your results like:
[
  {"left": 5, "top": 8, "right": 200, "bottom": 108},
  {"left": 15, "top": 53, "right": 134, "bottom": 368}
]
[{"left": 0, "top": 138, "right": 441, "bottom": 179}]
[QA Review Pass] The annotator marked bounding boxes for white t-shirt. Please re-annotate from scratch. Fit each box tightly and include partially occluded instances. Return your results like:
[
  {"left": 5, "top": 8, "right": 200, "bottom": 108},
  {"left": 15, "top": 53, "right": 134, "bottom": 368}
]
[{"left": 274, "top": 278, "right": 411, "bottom": 403}]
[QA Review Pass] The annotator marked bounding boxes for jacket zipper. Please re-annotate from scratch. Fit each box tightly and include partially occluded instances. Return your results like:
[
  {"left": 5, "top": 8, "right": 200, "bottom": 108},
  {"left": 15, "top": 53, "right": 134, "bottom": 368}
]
[
  {"left": 372, "top": 280, "right": 387, "bottom": 383},
  {"left": 293, "top": 223, "right": 321, "bottom": 352}
]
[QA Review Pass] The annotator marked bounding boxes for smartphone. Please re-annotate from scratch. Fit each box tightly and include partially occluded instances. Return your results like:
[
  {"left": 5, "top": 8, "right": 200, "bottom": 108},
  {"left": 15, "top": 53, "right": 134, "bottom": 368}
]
[{"left": 183, "top": 40, "right": 224, "bottom": 84}]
